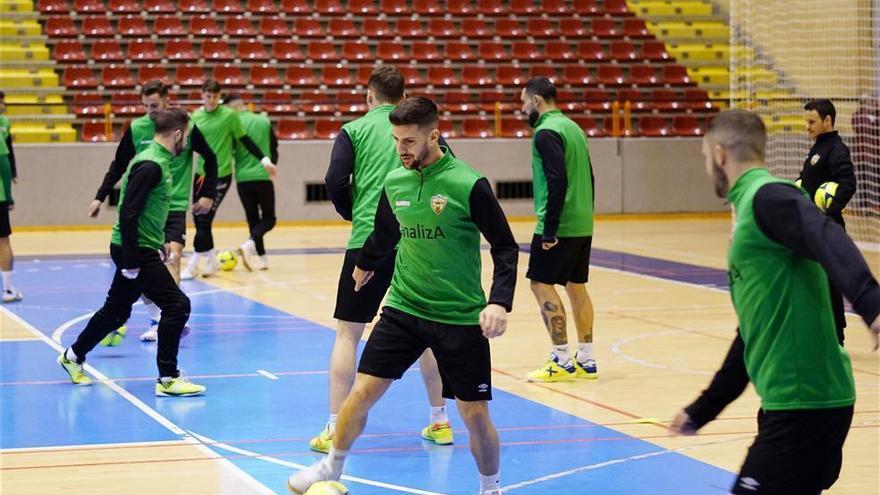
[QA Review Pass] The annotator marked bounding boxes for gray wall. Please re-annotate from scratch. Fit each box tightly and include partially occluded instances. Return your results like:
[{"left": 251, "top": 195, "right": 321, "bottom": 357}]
[{"left": 11, "top": 138, "right": 724, "bottom": 227}]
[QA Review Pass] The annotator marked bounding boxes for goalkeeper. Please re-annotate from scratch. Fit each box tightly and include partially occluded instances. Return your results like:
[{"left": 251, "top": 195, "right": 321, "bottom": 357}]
[{"left": 800, "top": 99, "right": 857, "bottom": 344}]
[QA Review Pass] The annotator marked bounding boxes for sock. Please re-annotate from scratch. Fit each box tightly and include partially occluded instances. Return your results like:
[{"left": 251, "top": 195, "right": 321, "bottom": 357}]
[
  {"left": 186, "top": 252, "right": 200, "bottom": 270},
  {"left": 1, "top": 271, "right": 11, "bottom": 290},
  {"left": 551, "top": 345, "right": 570, "bottom": 365},
  {"left": 142, "top": 297, "right": 161, "bottom": 322},
  {"left": 479, "top": 472, "right": 501, "bottom": 492},
  {"left": 576, "top": 343, "right": 594, "bottom": 363},
  {"left": 65, "top": 347, "right": 79, "bottom": 363},
  {"left": 430, "top": 405, "right": 448, "bottom": 425},
  {"left": 324, "top": 446, "right": 348, "bottom": 476},
  {"left": 206, "top": 249, "right": 216, "bottom": 264},
  {"left": 326, "top": 414, "right": 338, "bottom": 434}
]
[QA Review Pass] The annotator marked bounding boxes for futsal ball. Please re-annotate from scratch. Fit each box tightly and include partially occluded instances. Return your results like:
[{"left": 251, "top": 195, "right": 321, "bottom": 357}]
[
  {"left": 216, "top": 250, "right": 238, "bottom": 271},
  {"left": 99, "top": 325, "right": 127, "bottom": 347},
  {"left": 304, "top": 481, "right": 350, "bottom": 495},
  {"left": 813, "top": 181, "right": 839, "bottom": 211}
]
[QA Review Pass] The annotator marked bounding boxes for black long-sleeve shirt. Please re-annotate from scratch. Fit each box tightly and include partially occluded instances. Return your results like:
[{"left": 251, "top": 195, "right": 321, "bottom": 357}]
[
  {"left": 357, "top": 178, "right": 518, "bottom": 311},
  {"left": 534, "top": 129, "right": 568, "bottom": 241},
  {"left": 5, "top": 134, "right": 15, "bottom": 179},
  {"left": 799, "top": 131, "right": 856, "bottom": 223},
  {"left": 325, "top": 132, "right": 454, "bottom": 222},
  {"left": 269, "top": 128, "right": 279, "bottom": 165},
  {"left": 118, "top": 160, "right": 161, "bottom": 269},
  {"left": 95, "top": 125, "right": 219, "bottom": 203},
  {"left": 683, "top": 182, "right": 880, "bottom": 428}
]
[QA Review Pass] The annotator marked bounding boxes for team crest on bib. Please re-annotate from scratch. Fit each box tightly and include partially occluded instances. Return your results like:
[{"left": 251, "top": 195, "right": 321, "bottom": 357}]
[
  {"left": 810, "top": 154, "right": 820, "bottom": 166},
  {"left": 431, "top": 194, "right": 448, "bottom": 215}
]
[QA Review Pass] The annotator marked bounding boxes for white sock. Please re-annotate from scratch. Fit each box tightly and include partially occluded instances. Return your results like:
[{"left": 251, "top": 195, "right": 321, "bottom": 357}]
[
  {"left": 186, "top": 252, "right": 200, "bottom": 269},
  {"left": 1, "top": 270, "right": 11, "bottom": 290},
  {"left": 326, "top": 414, "right": 338, "bottom": 434},
  {"left": 142, "top": 297, "right": 161, "bottom": 322},
  {"left": 430, "top": 405, "right": 448, "bottom": 424},
  {"left": 324, "top": 446, "right": 348, "bottom": 475},
  {"left": 576, "top": 343, "right": 594, "bottom": 363},
  {"left": 551, "top": 345, "right": 570, "bottom": 364},
  {"left": 206, "top": 249, "right": 216, "bottom": 263},
  {"left": 479, "top": 472, "right": 501, "bottom": 492},
  {"left": 65, "top": 347, "right": 78, "bottom": 363}
]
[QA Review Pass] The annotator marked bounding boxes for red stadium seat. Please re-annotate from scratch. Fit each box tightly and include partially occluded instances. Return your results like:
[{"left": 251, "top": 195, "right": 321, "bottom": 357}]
[
  {"left": 238, "top": 40, "right": 269, "bottom": 60},
  {"left": 439, "top": 120, "right": 458, "bottom": 139},
  {"left": 583, "top": 89, "right": 612, "bottom": 111},
  {"left": 54, "top": 40, "right": 87, "bottom": 62},
  {"left": 38, "top": 0, "right": 69, "bottom": 13},
  {"left": 446, "top": 0, "right": 475, "bottom": 15},
  {"left": 494, "top": 19, "right": 525, "bottom": 38},
  {"left": 328, "top": 19, "right": 358, "bottom": 37},
  {"left": 260, "top": 18, "right": 291, "bottom": 37},
  {"left": 138, "top": 64, "right": 170, "bottom": 83},
  {"left": 428, "top": 19, "right": 458, "bottom": 38},
  {"left": 444, "top": 42, "right": 476, "bottom": 61},
  {"left": 673, "top": 116, "right": 704, "bottom": 136},
  {"left": 82, "top": 121, "right": 113, "bottom": 142},
  {"left": 155, "top": 16, "right": 186, "bottom": 36},
  {"left": 617, "top": 89, "right": 648, "bottom": 112},
  {"left": 412, "top": 0, "right": 441, "bottom": 15},
  {"left": 604, "top": 0, "right": 633, "bottom": 15},
  {"left": 573, "top": 0, "right": 600, "bottom": 15},
  {"left": 263, "top": 91, "right": 296, "bottom": 114},
  {"left": 336, "top": 90, "right": 367, "bottom": 114},
  {"left": 179, "top": 0, "right": 209, "bottom": 12},
  {"left": 250, "top": 64, "right": 283, "bottom": 86},
  {"left": 639, "top": 116, "right": 671, "bottom": 136},
  {"left": 164, "top": 39, "right": 197, "bottom": 60},
  {"left": 495, "top": 65, "right": 525, "bottom": 86},
  {"left": 545, "top": 41, "right": 575, "bottom": 61},
  {"left": 175, "top": 66, "right": 206, "bottom": 86},
  {"left": 577, "top": 41, "right": 606, "bottom": 62},
  {"left": 623, "top": 18, "right": 650, "bottom": 38},
  {"left": 348, "top": 0, "right": 375, "bottom": 14},
  {"left": 477, "top": 91, "right": 511, "bottom": 112},
  {"left": 630, "top": 65, "right": 659, "bottom": 85},
  {"left": 555, "top": 90, "right": 582, "bottom": 112},
  {"left": 118, "top": 16, "right": 149, "bottom": 36},
  {"left": 541, "top": 0, "right": 571, "bottom": 14},
  {"left": 314, "top": 120, "right": 344, "bottom": 139},
  {"left": 201, "top": 40, "right": 233, "bottom": 60},
  {"left": 510, "top": 42, "right": 540, "bottom": 61},
  {"left": 597, "top": 65, "right": 626, "bottom": 86},
  {"left": 461, "top": 19, "right": 491, "bottom": 38},
  {"left": 462, "top": 66, "right": 492, "bottom": 87},
  {"left": 63, "top": 66, "right": 98, "bottom": 88},
  {"left": 321, "top": 66, "right": 354, "bottom": 87},
  {"left": 510, "top": 0, "right": 538, "bottom": 15},
  {"left": 592, "top": 18, "right": 619, "bottom": 38},
  {"left": 562, "top": 66, "right": 593, "bottom": 86},
  {"left": 82, "top": 16, "right": 114, "bottom": 37},
  {"left": 285, "top": 66, "right": 318, "bottom": 86},
  {"left": 376, "top": 41, "right": 406, "bottom": 61},
  {"left": 190, "top": 16, "right": 221, "bottom": 36},
  {"left": 72, "top": 93, "right": 105, "bottom": 116},
  {"left": 441, "top": 92, "right": 475, "bottom": 114},
  {"left": 91, "top": 40, "right": 125, "bottom": 61},
  {"left": 650, "top": 89, "right": 681, "bottom": 111},
  {"left": 610, "top": 41, "right": 638, "bottom": 62},
  {"left": 500, "top": 118, "right": 530, "bottom": 138},
  {"left": 559, "top": 19, "right": 588, "bottom": 37},
  {"left": 683, "top": 89, "right": 714, "bottom": 111},
  {"left": 379, "top": 0, "right": 409, "bottom": 15},
  {"left": 45, "top": 16, "right": 77, "bottom": 37},
  {"left": 276, "top": 120, "right": 311, "bottom": 139},
  {"left": 127, "top": 39, "right": 160, "bottom": 61},
  {"left": 461, "top": 119, "right": 493, "bottom": 138},
  {"left": 476, "top": 0, "right": 506, "bottom": 15},
  {"left": 315, "top": 0, "right": 343, "bottom": 15},
  {"left": 143, "top": 0, "right": 174, "bottom": 11},
  {"left": 663, "top": 65, "right": 691, "bottom": 85},
  {"left": 571, "top": 116, "right": 607, "bottom": 137},
  {"left": 306, "top": 41, "right": 339, "bottom": 61},
  {"left": 529, "top": 65, "right": 558, "bottom": 83},
  {"left": 109, "top": 0, "right": 139, "bottom": 13},
  {"left": 427, "top": 67, "right": 460, "bottom": 87},
  {"left": 110, "top": 92, "right": 141, "bottom": 116},
  {"left": 271, "top": 40, "right": 303, "bottom": 60},
  {"left": 478, "top": 42, "right": 508, "bottom": 61},
  {"left": 214, "top": 0, "right": 244, "bottom": 13},
  {"left": 225, "top": 17, "right": 256, "bottom": 37},
  {"left": 213, "top": 64, "right": 245, "bottom": 86},
  {"left": 526, "top": 19, "right": 557, "bottom": 38},
  {"left": 74, "top": 0, "right": 103, "bottom": 13},
  {"left": 641, "top": 41, "right": 671, "bottom": 61},
  {"left": 247, "top": 0, "right": 278, "bottom": 14},
  {"left": 363, "top": 19, "right": 392, "bottom": 38},
  {"left": 341, "top": 41, "right": 371, "bottom": 60},
  {"left": 398, "top": 66, "right": 424, "bottom": 86},
  {"left": 294, "top": 18, "right": 323, "bottom": 37},
  {"left": 280, "top": 0, "right": 310, "bottom": 14},
  {"left": 412, "top": 42, "right": 441, "bottom": 62},
  {"left": 102, "top": 65, "right": 135, "bottom": 87}
]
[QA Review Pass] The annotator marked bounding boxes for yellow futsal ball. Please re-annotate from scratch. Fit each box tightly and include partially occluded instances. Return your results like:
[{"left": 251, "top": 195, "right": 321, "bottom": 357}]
[
  {"left": 813, "top": 181, "right": 839, "bottom": 211},
  {"left": 216, "top": 250, "right": 238, "bottom": 271},
  {"left": 304, "top": 481, "right": 350, "bottom": 495}
]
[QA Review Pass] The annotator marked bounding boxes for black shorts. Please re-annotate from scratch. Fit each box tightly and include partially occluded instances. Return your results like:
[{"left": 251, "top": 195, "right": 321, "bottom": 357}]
[
  {"left": 333, "top": 248, "right": 396, "bottom": 323},
  {"left": 358, "top": 306, "right": 492, "bottom": 402},
  {"left": 164, "top": 211, "right": 187, "bottom": 245},
  {"left": 0, "top": 202, "right": 10, "bottom": 237},
  {"left": 732, "top": 405, "right": 853, "bottom": 494},
  {"left": 526, "top": 235, "right": 592, "bottom": 285}
]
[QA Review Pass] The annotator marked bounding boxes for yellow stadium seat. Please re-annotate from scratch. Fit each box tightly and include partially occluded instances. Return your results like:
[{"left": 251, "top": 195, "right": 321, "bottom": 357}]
[
  {"left": 686, "top": 67, "right": 729, "bottom": 86},
  {"left": 647, "top": 21, "right": 729, "bottom": 40},
  {"left": 626, "top": 1, "right": 714, "bottom": 17},
  {"left": 9, "top": 123, "right": 77, "bottom": 143},
  {"left": 0, "top": 0, "right": 34, "bottom": 13},
  {"left": 667, "top": 43, "right": 729, "bottom": 62},
  {"left": 0, "top": 19, "right": 42, "bottom": 36},
  {"left": 0, "top": 43, "right": 50, "bottom": 61},
  {"left": 0, "top": 69, "right": 59, "bottom": 88}
]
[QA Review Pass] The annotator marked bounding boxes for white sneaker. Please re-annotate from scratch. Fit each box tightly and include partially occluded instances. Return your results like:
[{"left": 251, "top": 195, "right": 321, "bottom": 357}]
[
  {"left": 141, "top": 322, "right": 191, "bottom": 342},
  {"left": 238, "top": 240, "right": 258, "bottom": 271},
  {"left": 2, "top": 287, "right": 23, "bottom": 303},
  {"left": 257, "top": 255, "right": 268, "bottom": 270},
  {"left": 180, "top": 263, "right": 198, "bottom": 280},
  {"left": 201, "top": 256, "right": 219, "bottom": 277},
  {"left": 287, "top": 460, "right": 340, "bottom": 494}
]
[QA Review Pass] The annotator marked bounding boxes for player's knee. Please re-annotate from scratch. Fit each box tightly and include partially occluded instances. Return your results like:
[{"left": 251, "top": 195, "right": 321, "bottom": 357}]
[
  {"left": 265, "top": 217, "right": 276, "bottom": 230},
  {"left": 162, "top": 294, "right": 191, "bottom": 322},
  {"left": 459, "top": 402, "right": 490, "bottom": 429}
]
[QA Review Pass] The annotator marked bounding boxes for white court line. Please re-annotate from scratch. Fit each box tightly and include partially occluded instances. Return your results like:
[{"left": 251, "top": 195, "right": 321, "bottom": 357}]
[
  {"left": 1, "top": 307, "right": 276, "bottom": 495},
  {"left": 610, "top": 328, "right": 730, "bottom": 376},
  {"left": 1, "top": 439, "right": 184, "bottom": 454},
  {"left": 0, "top": 337, "right": 40, "bottom": 343},
  {"left": 256, "top": 369, "right": 279, "bottom": 380},
  {"left": 187, "top": 430, "right": 447, "bottom": 495}
]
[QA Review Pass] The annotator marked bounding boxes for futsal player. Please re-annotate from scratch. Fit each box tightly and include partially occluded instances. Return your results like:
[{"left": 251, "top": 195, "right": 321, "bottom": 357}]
[
  {"left": 518, "top": 78, "right": 598, "bottom": 382},
  {"left": 671, "top": 110, "right": 880, "bottom": 495},
  {"left": 0, "top": 90, "right": 21, "bottom": 303},
  {"left": 289, "top": 97, "right": 517, "bottom": 495},
  {"left": 59, "top": 108, "right": 206, "bottom": 397}
]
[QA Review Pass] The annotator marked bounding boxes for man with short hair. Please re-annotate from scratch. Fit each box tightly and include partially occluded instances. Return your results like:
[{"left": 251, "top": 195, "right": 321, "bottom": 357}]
[
  {"left": 289, "top": 97, "right": 518, "bottom": 495},
  {"left": 183, "top": 79, "right": 276, "bottom": 279},
  {"left": 88, "top": 80, "right": 218, "bottom": 342},
  {"left": 224, "top": 94, "right": 277, "bottom": 271},
  {"left": 312, "top": 66, "right": 454, "bottom": 454},
  {"left": 800, "top": 99, "right": 857, "bottom": 343},
  {"left": 60, "top": 108, "right": 207, "bottom": 397},
  {"left": 519, "top": 77, "right": 598, "bottom": 383},
  {"left": 0, "top": 90, "right": 20, "bottom": 303},
  {"left": 671, "top": 109, "right": 880, "bottom": 495}
]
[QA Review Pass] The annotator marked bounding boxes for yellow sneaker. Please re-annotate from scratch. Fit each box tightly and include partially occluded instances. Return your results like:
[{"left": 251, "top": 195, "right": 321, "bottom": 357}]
[
  {"left": 99, "top": 325, "right": 127, "bottom": 347},
  {"left": 421, "top": 421, "right": 454, "bottom": 445},
  {"left": 525, "top": 359, "right": 575, "bottom": 382},
  {"left": 309, "top": 429, "right": 332, "bottom": 454},
  {"left": 58, "top": 352, "right": 92, "bottom": 385},
  {"left": 155, "top": 376, "right": 206, "bottom": 397},
  {"left": 572, "top": 359, "right": 598, "bottom": 379}
]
